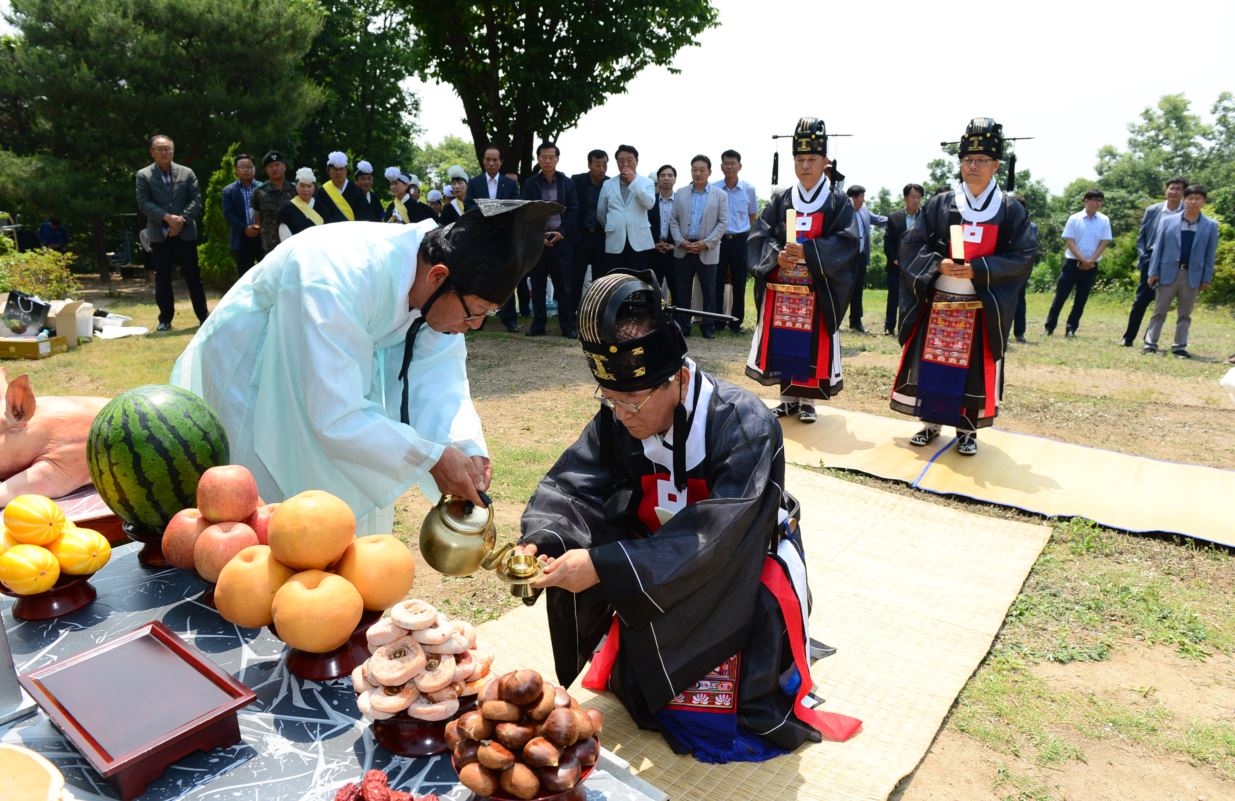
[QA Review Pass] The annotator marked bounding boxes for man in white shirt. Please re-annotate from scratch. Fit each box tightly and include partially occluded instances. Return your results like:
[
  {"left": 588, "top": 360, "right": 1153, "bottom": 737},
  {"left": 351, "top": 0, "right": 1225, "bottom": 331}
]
[{"left": 1045, "top": 189, "right": 1112, "bottom": 337}]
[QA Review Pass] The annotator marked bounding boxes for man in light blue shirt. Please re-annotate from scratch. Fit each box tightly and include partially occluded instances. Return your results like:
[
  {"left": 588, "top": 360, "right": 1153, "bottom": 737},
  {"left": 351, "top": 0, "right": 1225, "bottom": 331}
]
[
  {"left": 712, "top": 149, "right": 759, "bottom": 333},
  {"left": 1045, "top": 189, "right": 1112, "bottom": 337},
  {"left": 845, "top": 185, "right": 887, "bottom": 333}
]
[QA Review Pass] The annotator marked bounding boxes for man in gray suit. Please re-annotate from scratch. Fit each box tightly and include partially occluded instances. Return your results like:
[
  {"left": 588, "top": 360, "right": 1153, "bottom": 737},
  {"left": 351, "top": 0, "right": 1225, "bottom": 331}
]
[
  {"left": 669, "top": 155, "right": 728, "bottom": 338},
  {"left": 1143, "top": 184, "right": 1219, "bottom": 359},
  {"left": 136, "top": 134, "right": 208, "bottom": 330},
  {"left": 1120, "top": 176, "right": 1186, "bottom": 346},
  {"left": 596, "top": 144, "right": 655, "bottom": 272}
]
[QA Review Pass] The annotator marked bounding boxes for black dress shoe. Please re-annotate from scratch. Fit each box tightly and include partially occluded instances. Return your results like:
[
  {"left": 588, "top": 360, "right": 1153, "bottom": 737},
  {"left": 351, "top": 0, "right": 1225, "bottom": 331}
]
[
  {"left": 1172, "top": 349, "right": 1192, "bottom": 359},
  {"left": 701, "top": 329, "right": 716, "bottom": 339},
  {"left": 561, "top": 328, "right": 579, "bottom": 339},
  {"left": 156, "top": 322, "right": 172, "bottom": 332},
  {"left": 728, "top": 324, "right": 742, "bottom": 334},
  {"left": 849, "top": 324, "right": 867, "bottom": 334},
  {"left": 1119, "top": 337, "right": 1133, "bottom": 347},
  {"left": 503, "top": 321, "right": 519, "bottom": 333},
  {"left": 525, "top": 327, "right": 546, "bottom": 337}
]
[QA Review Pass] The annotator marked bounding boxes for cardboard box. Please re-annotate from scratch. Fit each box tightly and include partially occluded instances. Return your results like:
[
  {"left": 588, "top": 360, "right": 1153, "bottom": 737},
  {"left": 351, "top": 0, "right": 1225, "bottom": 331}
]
[
  {"left": 0, "top": 335, "right": 69, "bottom": 360},
  {"left": 50, "top": 300, "right": 95, "bottom": 349}
]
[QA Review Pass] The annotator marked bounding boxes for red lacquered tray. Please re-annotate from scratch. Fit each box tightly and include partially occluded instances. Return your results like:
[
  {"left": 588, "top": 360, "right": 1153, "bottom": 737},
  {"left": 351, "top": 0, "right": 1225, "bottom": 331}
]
[{"left": 18, "top": 620, "right": 257, "bottom": 801}]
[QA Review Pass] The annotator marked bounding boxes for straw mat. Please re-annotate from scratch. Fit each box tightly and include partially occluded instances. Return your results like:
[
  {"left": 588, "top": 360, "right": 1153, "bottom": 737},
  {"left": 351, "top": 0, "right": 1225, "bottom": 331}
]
[
  {"left": 776, "top": 404, "right": 1235, "bottom": 547},
  {"left": 476, "top": 467, "right": 1050, "bottom": 800}
]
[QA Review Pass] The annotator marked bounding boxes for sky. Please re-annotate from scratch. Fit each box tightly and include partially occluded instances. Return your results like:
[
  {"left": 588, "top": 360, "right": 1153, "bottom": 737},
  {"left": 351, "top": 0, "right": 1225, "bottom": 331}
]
[
  {"left": 4, "top": 1, "right": 1233, "bottom": 198},
  {"left": 406, "top": 0, "right": 1235, "bottom": 198}
]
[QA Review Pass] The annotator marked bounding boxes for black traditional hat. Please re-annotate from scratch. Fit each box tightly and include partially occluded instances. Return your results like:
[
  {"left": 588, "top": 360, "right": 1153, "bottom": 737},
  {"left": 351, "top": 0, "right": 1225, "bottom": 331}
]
[
  {"left": 959, "top": 117, "right": 1004, "bottom": 160},
  {"left": 792, "top": 117, "right": 828, "bottom": 157},
  {"left": 425, "top": 199, "right": 563, "bottom": 304},
  {"left": 578, "top": 271, "right": 687, "bottom": 392}
]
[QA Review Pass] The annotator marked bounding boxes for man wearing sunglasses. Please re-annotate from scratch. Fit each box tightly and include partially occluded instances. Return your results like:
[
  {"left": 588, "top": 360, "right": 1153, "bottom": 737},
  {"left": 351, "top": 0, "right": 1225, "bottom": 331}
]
[
  {"left": 515, "top": 271, "right": 860, "bottom": 763},
  {"left": 172, "top": 200, "right": 561, "bottom": 534}
]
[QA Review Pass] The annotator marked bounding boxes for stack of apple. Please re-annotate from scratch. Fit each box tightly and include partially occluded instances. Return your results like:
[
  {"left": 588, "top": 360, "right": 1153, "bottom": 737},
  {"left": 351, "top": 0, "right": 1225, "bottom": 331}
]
[{"left": 162, "top": 465, "right": 417, "bottom": 654}]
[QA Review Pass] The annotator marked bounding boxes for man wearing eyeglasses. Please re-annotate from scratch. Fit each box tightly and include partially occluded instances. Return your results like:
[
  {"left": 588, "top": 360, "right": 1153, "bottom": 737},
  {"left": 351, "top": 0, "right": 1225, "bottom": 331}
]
[
  {"left": 515, "top": 271, "right": 861, "bottom": 763},
  {"left": 172, "top": 201, "right": 562, "bottom": 534},
  {"left": 890, "top": 118, "right": 1037, "bottom": 455}
]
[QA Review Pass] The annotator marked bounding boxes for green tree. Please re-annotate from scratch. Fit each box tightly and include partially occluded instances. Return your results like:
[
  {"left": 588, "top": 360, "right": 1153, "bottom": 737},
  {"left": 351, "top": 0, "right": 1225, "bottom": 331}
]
[
  {"left": 199, "top": 144, "right": 241, "bottom": 287},
  {"left": 297, "top": 0, "right": 421, "bottom": 180},
  {"left": 0, "top": 0, "right": 324, "bottom": 279},
  {"left": 402, "top": 0, "right": 719, "bottom": 177},
  {"left": 408, "top": 136, "right": 481, "bottom": 194},
  {"left": 926, "top": 158, "right": 956, "bottom": 191}
]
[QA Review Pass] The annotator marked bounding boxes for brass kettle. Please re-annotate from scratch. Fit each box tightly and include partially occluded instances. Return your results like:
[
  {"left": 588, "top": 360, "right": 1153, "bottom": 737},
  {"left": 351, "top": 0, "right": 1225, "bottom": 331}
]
[{"left": 418, "top": 491, "right": 542, "bottom": 597}]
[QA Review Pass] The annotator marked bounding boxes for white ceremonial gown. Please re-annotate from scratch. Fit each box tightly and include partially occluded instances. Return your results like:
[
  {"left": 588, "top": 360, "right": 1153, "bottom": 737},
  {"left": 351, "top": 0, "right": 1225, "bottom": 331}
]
[{"left": 171, "top": 220, "right": 486, "bottom": 534}]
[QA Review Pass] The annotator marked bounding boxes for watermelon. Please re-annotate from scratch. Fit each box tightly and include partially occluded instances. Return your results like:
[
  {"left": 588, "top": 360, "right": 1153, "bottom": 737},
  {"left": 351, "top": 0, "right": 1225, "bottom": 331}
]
[{"left": 86, "top": 385, "right": 230, "bottom": 535}]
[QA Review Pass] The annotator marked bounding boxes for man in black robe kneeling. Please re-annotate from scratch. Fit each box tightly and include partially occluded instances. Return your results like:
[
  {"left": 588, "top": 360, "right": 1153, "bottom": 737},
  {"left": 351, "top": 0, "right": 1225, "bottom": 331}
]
[{"left": 517, "top": 270, "right": 860, "bottom": 763}]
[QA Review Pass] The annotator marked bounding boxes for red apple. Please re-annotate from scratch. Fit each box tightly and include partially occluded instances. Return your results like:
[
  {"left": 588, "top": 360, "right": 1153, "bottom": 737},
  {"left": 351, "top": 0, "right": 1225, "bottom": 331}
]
[
  {"left": 162, "top": 508, "right": 210, "bottom": 570},
  {"left": 193, "top": 521, "right": 259, "bottom": 583},
  {"left": 196, "top": 465, "right": 260, "bottom": 523},
  {"left": 245, "top": 502, "right": 280, "bottom": 546}
]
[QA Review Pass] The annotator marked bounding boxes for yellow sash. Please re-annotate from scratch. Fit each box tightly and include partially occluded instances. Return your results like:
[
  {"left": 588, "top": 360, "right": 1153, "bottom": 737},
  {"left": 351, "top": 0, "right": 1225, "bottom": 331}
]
[
  {"left": 324, "top": 181, "right": 355, "bottom": 221},
  {"left": 390, "top": 195, "right": 409, "bottom": 223},
  {"left": 291, "top": 196, "right": 324, "bottom": 226}
]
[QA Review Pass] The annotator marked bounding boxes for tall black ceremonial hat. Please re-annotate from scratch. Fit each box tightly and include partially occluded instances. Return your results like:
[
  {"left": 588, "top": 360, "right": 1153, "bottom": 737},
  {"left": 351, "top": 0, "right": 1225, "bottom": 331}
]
[
  {"left": 578, "top": 271, "right": 688, "bottom": 392},
  {"left": 959, "top": 117, "right": 1004, "bottom": 160},
  {"left": 792, "top": 117, "right": 828, "bottom": 157},
  {"left": 428, "top": 199, "right": 563, "bottom": 304}
]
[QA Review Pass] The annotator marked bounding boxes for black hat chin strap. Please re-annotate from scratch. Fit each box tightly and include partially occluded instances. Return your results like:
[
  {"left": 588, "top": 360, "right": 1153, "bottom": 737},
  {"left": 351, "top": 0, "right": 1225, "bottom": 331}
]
[
  {"left": 671, "top": 367, "right": 703, "bottom": 492},
  {"left": 399, "top": 278, "right": 452, "bottom": 425}
]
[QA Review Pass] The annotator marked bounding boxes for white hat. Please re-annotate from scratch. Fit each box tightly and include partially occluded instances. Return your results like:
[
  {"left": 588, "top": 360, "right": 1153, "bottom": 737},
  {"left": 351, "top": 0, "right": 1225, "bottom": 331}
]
[
  {"left": 295, "top": 167, "right": 316, "bottom": 184},
  {"left": 443, "top": 185, "right": 455, "bottom": 198},
  {"left": 407, "top": 174, "right": 421, "bottom": 186},
  {"left": 326, "top": 151, "right": 348, "bottom": 168},
  {"left": 384, "top": 166, "right": 411, "bottom": 184},
  {"left": 427, "top": 189, "right": 443, "bottom": 202},
  {"left": 355, "top": 160, "right": 373, "bottom": 175},
  {"left": 446, "top": 165, "right": 468, "bottom": 181}
]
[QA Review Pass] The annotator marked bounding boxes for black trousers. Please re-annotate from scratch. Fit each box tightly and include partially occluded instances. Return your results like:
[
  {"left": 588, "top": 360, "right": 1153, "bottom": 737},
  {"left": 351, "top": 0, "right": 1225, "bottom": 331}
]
[
  {"left": 152, "top": 237, "right": 209, "bottom": 324},
  {"left": 716, "top": 234, "right": 749, "bottom": 330},
  {"left": 1014, "top": 283, "right": 1028, "bottom": 339},
  {"left": 232, "top": 236, "right": 263, "bottom": 278},
  {"left": 1121, "top": 260, "right": 1155, "bottom": 342},
  {"left": 572, "top": 228, "right": 606, "bottom": 315},
  {"left": 1045, "top": 259, "right": 1097, "bottom": 334},
  {"left": 884, "top": 265, "right": 901, "bottom": 333},
  {"left": 605, "top": 242, "right": 651, "bottom": 273},
  {"left": 672, "top": 251, "right": 717, "bottom": 335},
  {"left": 497, "top": 275, "right": 532, "bottom": 328},
  {"left": 650, "top": 243, "right": 674, "bottom": 292},
  {"left": 847, "top": 251, "right": 869, "bottom": 327},
  {"left": 528, "top": 242, "right": 574, "bottom": 333}
]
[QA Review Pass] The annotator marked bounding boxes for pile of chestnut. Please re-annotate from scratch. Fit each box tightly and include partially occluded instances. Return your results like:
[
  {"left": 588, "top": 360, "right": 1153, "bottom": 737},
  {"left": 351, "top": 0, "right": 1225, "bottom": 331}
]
[{"left": 447, "top": 669, "right": 603, "bottom": 800}]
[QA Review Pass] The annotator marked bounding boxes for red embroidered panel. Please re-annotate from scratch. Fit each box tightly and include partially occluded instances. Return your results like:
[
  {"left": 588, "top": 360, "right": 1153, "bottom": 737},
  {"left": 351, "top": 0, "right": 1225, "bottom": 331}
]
[
  {"left": 772, "top": 291, "right": 814, "bottom": 331},
  {"left": 922, "top": 305, "right": 978, "bottom": 366},
  {"left": 664, "top": 653, "right": 741, "bottom": 715}
]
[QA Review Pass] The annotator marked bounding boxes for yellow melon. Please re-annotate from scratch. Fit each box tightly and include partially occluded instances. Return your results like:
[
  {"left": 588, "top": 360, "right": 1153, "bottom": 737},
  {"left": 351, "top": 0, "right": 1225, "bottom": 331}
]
[
  {"left": 0, "top": 528, "right": 18, "bottom": 554},
  {"left": 0, "top": 744, "right": 66, "bottom": 801},
  {"left": 46, "top": 526, "right": 111, "bottom": 576},
  {"left": 3, "top": 495, "right": 66, "bottom": 546},
  {"left": 0, "top": 544, "right": 61, "bottom": 595}
]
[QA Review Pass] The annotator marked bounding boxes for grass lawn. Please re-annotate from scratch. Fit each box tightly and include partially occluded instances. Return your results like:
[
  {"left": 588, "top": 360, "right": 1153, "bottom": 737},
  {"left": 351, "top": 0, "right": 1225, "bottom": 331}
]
[{"left": 16, "top": 276, "right": 1235, "bottom": 799}]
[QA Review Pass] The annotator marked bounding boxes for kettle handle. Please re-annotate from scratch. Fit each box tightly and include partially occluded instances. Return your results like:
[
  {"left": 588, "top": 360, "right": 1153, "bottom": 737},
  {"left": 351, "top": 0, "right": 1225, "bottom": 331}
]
[{"left": 462, "top": 490, "right": 493, "bottom": 515}]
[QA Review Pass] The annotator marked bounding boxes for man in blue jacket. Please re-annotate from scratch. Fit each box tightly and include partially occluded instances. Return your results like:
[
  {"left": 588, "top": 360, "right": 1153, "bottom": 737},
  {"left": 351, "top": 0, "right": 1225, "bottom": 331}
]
[
  {"left": 222, "top": 153, "right": 264, "bottom": 277},
  {"left": 1143, "top": 185, "right": 1219, "bottom": 358}
]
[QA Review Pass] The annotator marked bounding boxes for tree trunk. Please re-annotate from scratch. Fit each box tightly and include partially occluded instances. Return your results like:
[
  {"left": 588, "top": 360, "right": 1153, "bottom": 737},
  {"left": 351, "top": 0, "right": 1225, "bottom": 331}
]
[{"left": 92, "top": 215, "right": 110, "bottom": 288}]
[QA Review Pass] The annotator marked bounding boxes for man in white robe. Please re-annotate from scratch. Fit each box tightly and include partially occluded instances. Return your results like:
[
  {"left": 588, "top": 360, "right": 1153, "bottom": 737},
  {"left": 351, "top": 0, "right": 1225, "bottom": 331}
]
[{"left": 172, "top": 201, "right": 560, "bottom": 533}]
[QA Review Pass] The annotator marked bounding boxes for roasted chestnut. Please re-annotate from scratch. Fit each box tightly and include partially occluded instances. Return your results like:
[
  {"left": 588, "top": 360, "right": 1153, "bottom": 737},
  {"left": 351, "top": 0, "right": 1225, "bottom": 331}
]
[
  {"left": 444, "top": 718, "right": 462, "bottom": 750},
  {"left": 585, "top": 707, "right": 604, "bottom": 736},
  {"left": 571, "top": 707, "right": 594, "bottom": 740},
  {"left": 499, "top": 763, "right": 541, "bottom": 800},
  {"left": 480, "top": 699, "right": 522, "bottom": 721},
  {"left": 541, "top": 706, "right": 580, "bottom": 748},
  {"left": 477, "top": 739, "right": 516, "bottom": 770},
  {"left": 553, "top": 686, "right": 572, "bottom": 709},
  {"left": 452, "top": 738, "right": 480, "bottom": 768},
  {"left": 500, "top": 669, "right": 545, "bottom": 706},
  {"left": 522, "top": 735, "right": 562, "bottom": 768},
  {"left": 537, "top": 753, "right": 582, "bottom": 794},
  {"left": 527, "top": 683, "right": 556, "bottom": 721},
  {"left": 458, "top": 762, "right": 499, "bottom": 796},
  {"left": 495, "top": 721, "right": 537, "bottom": 752},
  {"left": 563, "top": 736, "right": 599, "bottom": 768},
  {"left": 457, "top": 710, "right": 494, "bottom": 741},
  {"left": 480, "top": 675, "right": 501, "bottom": 702}
]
